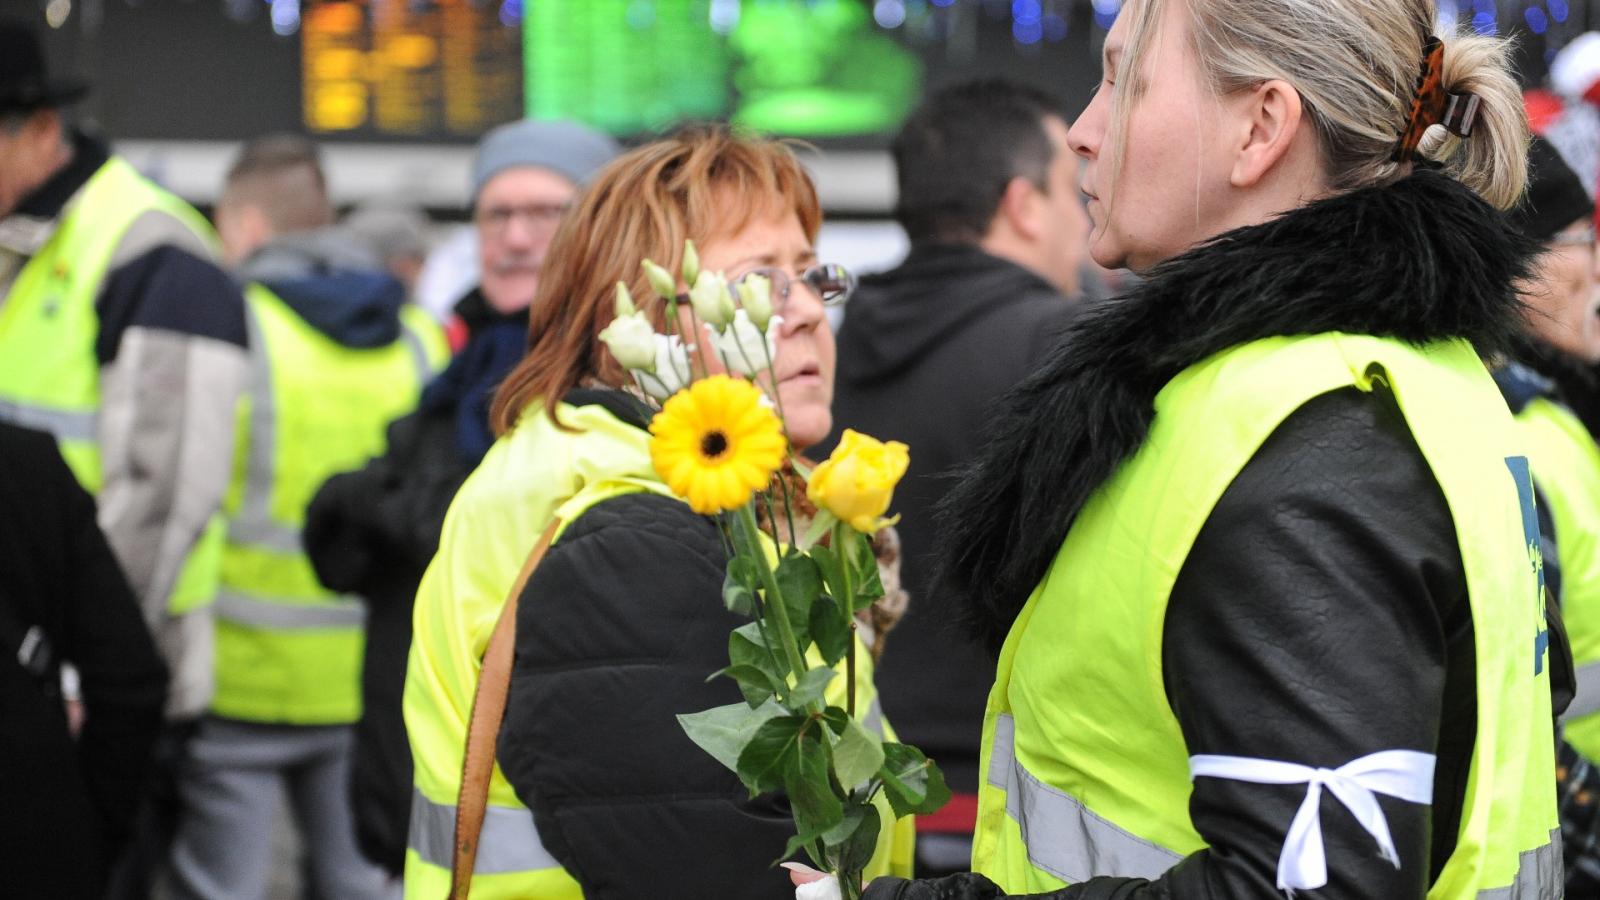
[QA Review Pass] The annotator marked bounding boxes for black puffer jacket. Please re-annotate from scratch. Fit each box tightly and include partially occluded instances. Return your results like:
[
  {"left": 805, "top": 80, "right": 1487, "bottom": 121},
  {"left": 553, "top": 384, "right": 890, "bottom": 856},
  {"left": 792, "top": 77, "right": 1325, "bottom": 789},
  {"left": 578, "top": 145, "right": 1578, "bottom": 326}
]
[{"left": 871, "top": 172, "right": 1566, "bottom": 899}]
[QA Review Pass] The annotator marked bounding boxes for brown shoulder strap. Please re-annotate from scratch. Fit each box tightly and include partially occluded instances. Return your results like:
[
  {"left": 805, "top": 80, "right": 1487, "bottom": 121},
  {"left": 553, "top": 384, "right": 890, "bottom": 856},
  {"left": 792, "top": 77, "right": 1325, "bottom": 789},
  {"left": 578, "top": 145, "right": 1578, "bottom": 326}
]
[{"left": 449, "top": 519, "right": 562, "bottom": 900}]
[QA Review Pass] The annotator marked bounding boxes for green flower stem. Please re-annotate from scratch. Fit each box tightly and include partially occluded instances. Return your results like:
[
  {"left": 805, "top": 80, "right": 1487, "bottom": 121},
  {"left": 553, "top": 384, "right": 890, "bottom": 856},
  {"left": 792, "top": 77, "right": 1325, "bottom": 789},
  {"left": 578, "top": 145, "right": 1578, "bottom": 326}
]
[
  {"left": 684, "top": 305, "right": 711, "bottom": 381},
  {"left": 755, "top": 336, "right": 800, "bottom": 546},
  {"left": 735, "top": 505, "right": 811, "bottom": 701},
  {"left": 833, "top": 521, "right": 858, "bottom": 719}
]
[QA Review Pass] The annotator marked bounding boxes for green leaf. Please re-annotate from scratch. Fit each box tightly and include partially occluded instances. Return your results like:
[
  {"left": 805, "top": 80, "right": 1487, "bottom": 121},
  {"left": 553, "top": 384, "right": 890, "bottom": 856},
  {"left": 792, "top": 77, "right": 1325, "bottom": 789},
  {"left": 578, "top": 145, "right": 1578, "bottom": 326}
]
[
  {"left": 808, "top": 593, "right": 851, "bottom": 667},
  {"left": 821, "top": 706, "right": 850, "bottom": 735},
  {"left": 729, "top": 622, "right": 789, "bottom": 706},
  {"left": 775, "top": 553, "right": 824, "bottom": 651},
  {"left": 714, "top": 664, "right": 785, "bottom": 708},
  {"left": 737, "top": 715, "right": 811, "bottom": 795},
  {"left": 677, "top": 700, "right": 785, "bottom": 775},
  {"left": 853, "top": 562, "right": 886, "bottom": 614},
  {"left": 778, "top": 828, "right": 828, "bottom": 869},
  {"left": 831, "top": 716, "right": 885, "bottom": 790},
  {"left": 723, "top": 559, "right": 757, "bottom": 616},
  {"left": 879, "top": 742, "right": 953, "bottom": 818},
  {"left": 786, "top": 726, "right": 845, "bottom": 845},
  {"left": 810, "top": 544, "right": 847, "bottom": 603},
  {"left": 822, "top": 803, "right": 882, "bottom": 883},
  {"left": 787, "top": 666, "right": 838, "bottom": 711},
  {"left": 840, "top": 531, "right": 884, "bottom": 613}
]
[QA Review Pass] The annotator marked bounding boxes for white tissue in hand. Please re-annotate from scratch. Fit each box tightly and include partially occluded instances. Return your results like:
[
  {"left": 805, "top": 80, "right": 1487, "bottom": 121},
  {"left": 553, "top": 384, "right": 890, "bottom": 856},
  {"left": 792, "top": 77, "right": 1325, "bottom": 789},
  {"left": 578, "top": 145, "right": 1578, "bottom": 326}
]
[{"left": 795, "top": 874, "right": 842, "bottom": 900}]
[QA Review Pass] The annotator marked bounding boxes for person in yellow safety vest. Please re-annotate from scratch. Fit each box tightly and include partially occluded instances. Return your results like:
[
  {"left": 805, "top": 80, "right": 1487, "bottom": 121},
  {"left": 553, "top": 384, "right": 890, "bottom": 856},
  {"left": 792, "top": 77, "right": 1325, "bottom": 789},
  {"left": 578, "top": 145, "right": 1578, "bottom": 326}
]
[
  {"left": 402, "top": 125, "right": 915, "bottom": 899},
  {"left": 1494, "top": 136, "right": 1600, "bottom": 893},
  {"left": 796, "top": 2, "right": 1564, "bottom": 899},
  {"left": 0, "top": 19, "right": 251, "bottom": 898},
  {"left": 166, "top": 135, "right": 445, "bottom": 900}
]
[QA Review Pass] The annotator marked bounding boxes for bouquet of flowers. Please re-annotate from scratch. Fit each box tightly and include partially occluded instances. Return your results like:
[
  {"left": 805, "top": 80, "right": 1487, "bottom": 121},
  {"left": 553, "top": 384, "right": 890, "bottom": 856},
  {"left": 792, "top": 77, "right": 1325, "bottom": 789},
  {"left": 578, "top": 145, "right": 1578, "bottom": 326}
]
[{"left": 599, "top": 242, "right": 949, "bottom": 898}]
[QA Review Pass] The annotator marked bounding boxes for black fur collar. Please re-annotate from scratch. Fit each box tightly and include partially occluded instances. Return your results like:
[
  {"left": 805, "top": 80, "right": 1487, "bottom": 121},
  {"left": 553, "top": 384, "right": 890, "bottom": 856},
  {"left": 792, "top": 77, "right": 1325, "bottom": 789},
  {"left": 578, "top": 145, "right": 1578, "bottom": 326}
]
[{"left": 935, "top": 170, "right": 1536, "bottom": 653}]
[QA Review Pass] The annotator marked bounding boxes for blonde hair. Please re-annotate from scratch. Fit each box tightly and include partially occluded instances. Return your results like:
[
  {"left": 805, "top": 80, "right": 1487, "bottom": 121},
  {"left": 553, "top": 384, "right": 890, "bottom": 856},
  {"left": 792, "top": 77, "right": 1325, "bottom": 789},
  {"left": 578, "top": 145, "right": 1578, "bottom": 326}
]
[
  {"left": 1104, "top": 0, "right": 1528, "bottom": 210},
  {"left": 489, "top": 125, "right": 822, "bottom": 434}
]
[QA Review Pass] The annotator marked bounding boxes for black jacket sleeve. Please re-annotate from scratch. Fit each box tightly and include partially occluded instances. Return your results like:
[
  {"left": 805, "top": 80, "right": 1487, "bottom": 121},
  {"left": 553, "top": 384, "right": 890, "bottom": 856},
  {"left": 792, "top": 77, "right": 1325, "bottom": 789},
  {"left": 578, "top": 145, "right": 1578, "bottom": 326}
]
[
  {"left": 497, "top": 493, "right": 802, "bottom": 899},
  {"left": 865, "top": 387, "right": 1471, "bottom": 900},
  {"left": 304, "top": 410, "right": 469, "bottom": 600},
  {"left": 1, "top": 426, "right": 170, "bottom": 853},
  {"left": 57, "top": 438, "right": 170, "bottom": 852}
]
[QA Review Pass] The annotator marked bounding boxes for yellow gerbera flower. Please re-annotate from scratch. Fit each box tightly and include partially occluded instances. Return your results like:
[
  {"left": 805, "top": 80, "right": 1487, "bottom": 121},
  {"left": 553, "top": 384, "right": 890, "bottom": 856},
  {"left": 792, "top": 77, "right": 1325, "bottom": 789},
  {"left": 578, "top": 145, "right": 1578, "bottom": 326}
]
[{"left": 649, "top": 375, "right": 788, "bottom": 515}]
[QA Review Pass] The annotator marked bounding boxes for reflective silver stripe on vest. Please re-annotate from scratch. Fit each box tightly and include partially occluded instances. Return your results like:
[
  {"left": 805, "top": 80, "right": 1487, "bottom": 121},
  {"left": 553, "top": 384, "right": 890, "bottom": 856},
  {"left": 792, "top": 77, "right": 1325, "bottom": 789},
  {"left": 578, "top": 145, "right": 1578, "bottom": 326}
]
[
  {"left": 0, "top": 398, "right": 97, "bottom": 443},
  {"left": 987, "top": 713, "right": 1184, "bottom": 882},
  {"left": 229, "top": 304, "right": 286, "bottom": 552},
  {"left": 1476, "top": 829, "right": 1562, "bottom": 900},
  {"left": 862, "top": 696, "right": 884, "bottom": 738},
  {"left": 1565, "top": 661, "right": 1600, "bottom": 721},
  {"left": 408, "top": 787, "right": 561, "bottom": 875},
  {"left": 401, "top": 321, "right": 434, "bottom": 382},
  {"left": 214, "top": 590, "right": 365, "bottom": 629}
]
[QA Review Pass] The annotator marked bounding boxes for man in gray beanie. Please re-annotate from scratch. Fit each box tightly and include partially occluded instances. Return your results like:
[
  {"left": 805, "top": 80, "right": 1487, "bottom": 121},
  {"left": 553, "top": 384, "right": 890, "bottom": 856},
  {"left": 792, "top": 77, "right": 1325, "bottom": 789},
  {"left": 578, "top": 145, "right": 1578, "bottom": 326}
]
[
  {"left": 297, "top": 118, "right": 618, "bottom": 878},
  {"left": 469, "top": 119, "right": 620, "bottom": 320}
]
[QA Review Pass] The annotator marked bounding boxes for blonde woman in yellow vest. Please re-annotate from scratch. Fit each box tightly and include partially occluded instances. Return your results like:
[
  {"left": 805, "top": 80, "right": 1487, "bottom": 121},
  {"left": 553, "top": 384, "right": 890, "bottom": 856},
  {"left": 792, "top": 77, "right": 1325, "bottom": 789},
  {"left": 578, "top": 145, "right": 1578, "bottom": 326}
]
[
  {"left": 813, "top": 2, "right": 1562, "bottom": 899},
  {"left": 403, "top": 126, "right": 914, "bottom": 899}
]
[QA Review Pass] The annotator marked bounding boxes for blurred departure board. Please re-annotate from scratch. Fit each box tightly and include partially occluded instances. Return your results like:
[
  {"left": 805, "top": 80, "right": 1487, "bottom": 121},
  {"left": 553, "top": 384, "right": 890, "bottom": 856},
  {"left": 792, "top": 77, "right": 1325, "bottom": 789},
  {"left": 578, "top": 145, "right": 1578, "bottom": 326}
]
[
  {"left": 303, "top": 0, "right": 522, "bottom": 138},
  {"left": 523, "top": 0, "right": 922, "bottom": 138}
]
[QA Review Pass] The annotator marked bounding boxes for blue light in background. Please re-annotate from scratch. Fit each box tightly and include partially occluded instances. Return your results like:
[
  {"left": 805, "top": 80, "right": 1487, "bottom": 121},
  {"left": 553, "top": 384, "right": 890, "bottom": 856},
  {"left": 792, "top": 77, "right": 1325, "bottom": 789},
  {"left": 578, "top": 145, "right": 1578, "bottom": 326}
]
[
  {"left": 1550, "top": 0, "right": 1570, "bottom": 22},
  {"left": 710, "top": 0, "right": 740, "bottom": 35},
  {"left": 931, "top": 0, "right": 955, "bottom": 7},
  {"left": 499, "top": 0, "right": 522, "bottom": 27},
  {"left": 875, "top": 0, "right": 908, "bottom": 28},
  {"left": 1042, "top": 12, "right": 1068, "bottom": 41},
  {"left": 1526, "top": 6, "right": 1549, "bottom": 34},
  {"left": 270, "top": 0, "right": 298, "bottom": 35},
  {"left": 1471, "top": 0, "right": 1496, "bottom": 34}
]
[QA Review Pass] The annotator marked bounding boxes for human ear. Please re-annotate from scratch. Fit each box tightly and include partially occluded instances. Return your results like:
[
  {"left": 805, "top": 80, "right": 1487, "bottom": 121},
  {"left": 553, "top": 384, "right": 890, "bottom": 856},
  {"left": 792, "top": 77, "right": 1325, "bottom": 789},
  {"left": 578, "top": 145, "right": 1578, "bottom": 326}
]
[
  {"left": 997, "top": 176, "right": 1044, "bottom": 241},
  {"left": 1229, "top": 79, "right": 1304, "bottom": 189}
]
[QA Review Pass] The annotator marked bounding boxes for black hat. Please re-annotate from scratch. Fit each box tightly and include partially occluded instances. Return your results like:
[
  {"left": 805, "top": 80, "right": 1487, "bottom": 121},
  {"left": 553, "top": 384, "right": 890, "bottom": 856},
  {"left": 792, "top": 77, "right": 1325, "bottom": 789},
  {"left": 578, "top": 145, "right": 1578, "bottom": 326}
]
[
  {"left": 1509, "top": 137, "right": 1595, "bottom": 244},
  {"left": 0, "top": 19, "right": 87, "bottom": 115}
]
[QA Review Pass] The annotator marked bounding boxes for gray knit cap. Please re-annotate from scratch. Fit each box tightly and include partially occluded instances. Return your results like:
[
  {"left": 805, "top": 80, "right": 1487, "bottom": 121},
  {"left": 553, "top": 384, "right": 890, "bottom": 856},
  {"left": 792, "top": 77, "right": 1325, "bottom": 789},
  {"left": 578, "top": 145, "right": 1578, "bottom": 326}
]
[{"left": 470, "top": 119, "right": 621, "bottom": 205}]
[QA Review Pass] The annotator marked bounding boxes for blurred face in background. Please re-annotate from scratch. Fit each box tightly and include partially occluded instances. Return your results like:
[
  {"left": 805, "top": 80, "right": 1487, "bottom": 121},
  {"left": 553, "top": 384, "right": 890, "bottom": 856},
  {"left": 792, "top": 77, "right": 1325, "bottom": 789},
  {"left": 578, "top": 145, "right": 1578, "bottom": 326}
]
[
  {"left": 0, "top": 108, "right": 67, "bottom": 219},
  {"left": 474, "top": 165, "right": 576, "bottom": 314},
  {"left": 692, "top": 208, "right": 837, "bottom": 451},
  {"left": 1032, "top": 116, "right": 1092, "bottom": 295},
  {"left": 1526, "top": 218, "right": 1600, "bottom": 365}
]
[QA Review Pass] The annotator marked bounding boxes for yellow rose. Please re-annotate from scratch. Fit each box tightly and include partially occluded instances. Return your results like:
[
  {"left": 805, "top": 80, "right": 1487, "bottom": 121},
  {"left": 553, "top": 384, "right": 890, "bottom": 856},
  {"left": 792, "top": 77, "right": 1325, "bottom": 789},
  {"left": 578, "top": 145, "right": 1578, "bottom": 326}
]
[{"left": 807, "top": 429, "right": 910, "bottom": 534}]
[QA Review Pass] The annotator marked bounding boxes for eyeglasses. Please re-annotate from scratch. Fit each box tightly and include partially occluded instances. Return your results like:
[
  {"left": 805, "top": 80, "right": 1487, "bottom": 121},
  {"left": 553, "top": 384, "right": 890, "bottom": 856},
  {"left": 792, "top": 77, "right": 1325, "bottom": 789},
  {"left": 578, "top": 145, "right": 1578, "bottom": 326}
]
[
  {"left": 730, "top": 264, "right": 857, "bottom": 315},
  {"left": 475, "top": 202, "right": 570, "bottom": 235}
]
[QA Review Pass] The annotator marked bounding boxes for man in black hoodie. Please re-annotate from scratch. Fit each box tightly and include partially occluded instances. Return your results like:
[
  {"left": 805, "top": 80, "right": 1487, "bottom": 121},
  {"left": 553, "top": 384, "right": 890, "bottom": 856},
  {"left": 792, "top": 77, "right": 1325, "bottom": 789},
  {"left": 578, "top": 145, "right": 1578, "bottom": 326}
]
[{"left": 818, "top": 79, "right": 1087, "bottom": 873}]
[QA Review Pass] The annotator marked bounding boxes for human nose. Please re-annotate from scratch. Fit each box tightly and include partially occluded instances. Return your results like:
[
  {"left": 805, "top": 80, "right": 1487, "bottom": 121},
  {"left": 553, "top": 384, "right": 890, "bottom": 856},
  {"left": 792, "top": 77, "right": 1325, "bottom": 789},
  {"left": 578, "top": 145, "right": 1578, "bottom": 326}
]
[
  {"left": 1068, "top": 89, "right": 1105, "bottom": 163},
  {"left": 777, "top": 275, "right": 825, "bottom": 335}
]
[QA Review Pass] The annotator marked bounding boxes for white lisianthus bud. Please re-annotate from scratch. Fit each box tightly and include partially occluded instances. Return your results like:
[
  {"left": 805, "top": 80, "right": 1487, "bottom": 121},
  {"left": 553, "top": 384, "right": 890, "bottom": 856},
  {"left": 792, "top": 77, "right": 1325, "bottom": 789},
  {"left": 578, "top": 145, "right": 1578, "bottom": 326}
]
[
  {"left": 632, "top": 333, "right": 695, "bottom": 400},
  {"left": 688, "top": 271, "right": 736, "bottom": 328},
  {"left": 641, "top": 259, "right": 678, "bottom": 301},
  {"left": 598, "top": 313, "right": 658, "bottom": 372},
  {"left": 737, "top": 273, "right": 775, "bottom": 330},
  {"left": 681, "top": 239, "right": 701, "bottom": 287},
  {"left": 614, "top": 281, "right": 637, "bottom": 318},
  {"left": 706, "top": 309, "right": 780, "bottom": 377}
]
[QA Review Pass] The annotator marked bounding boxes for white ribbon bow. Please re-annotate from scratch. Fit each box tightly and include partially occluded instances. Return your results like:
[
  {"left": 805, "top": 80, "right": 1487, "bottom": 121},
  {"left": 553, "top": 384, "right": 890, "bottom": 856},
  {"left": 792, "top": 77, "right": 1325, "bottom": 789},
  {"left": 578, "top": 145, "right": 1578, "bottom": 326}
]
[{"left": 1189, "top": 750, "right": 1436, "bottom": 895}]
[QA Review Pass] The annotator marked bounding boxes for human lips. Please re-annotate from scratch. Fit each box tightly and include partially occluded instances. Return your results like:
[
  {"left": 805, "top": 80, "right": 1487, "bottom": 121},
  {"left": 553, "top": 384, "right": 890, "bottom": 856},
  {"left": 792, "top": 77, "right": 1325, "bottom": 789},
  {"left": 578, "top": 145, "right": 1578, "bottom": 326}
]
[{"left": 778, "top": 361, "right": 823, "bottom": 385}]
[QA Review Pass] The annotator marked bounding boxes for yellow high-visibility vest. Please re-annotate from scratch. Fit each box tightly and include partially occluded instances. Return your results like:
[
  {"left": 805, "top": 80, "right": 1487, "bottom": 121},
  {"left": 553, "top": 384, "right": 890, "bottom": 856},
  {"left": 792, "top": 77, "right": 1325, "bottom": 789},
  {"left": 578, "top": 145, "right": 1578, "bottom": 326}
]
[
  {"left": 973, "top": 335, "right": 1558, "bottom": 898},
  {"left": 403, "top": 400, "right": 915, "bottom": 899},
  {"left": 0, "top": 156, "right": 227, "bottom": 614},
  {"left": 211, "top": 282, "right": 445, "bottom": 724}
]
